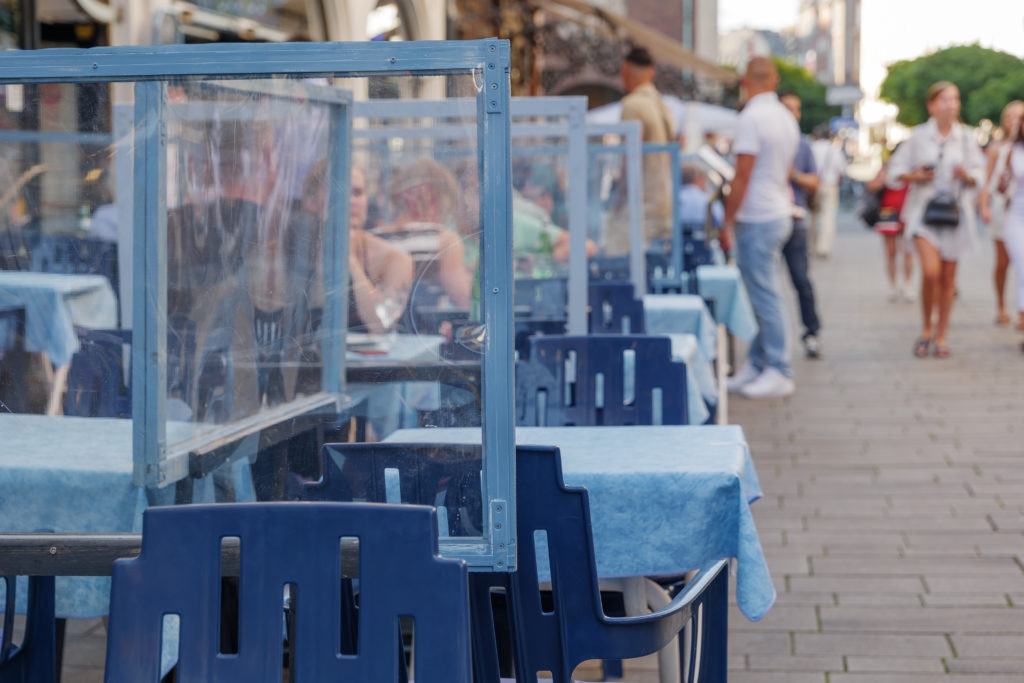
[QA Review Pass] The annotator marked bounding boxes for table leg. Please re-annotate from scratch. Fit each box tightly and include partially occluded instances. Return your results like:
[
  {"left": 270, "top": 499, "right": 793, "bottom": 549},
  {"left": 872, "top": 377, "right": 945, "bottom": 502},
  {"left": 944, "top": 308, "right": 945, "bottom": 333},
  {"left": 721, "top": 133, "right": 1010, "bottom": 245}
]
[
  {"left": 715, "top": 323, "right": 728, "bottom": 425},
  {"left": 611, "top": 577, "right": 682, "bottom": 683},
  {"left": 46, "top": 362, "right": 70, "bottom": 416}
]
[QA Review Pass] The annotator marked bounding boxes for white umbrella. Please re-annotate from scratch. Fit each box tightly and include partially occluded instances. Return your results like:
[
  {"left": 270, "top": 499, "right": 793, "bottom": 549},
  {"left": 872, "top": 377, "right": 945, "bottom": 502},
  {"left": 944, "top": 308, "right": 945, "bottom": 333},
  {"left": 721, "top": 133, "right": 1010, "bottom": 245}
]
[{"left": 585, "top": 95, "right": 738, "bottom": 139}]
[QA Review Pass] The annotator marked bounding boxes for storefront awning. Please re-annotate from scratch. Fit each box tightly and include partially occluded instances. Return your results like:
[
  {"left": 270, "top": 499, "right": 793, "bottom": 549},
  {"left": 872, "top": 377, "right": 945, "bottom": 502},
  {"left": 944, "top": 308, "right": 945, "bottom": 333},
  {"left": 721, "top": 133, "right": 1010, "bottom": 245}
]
[{"left": 534, "top": 0, "right": 738, "bottom": 85}]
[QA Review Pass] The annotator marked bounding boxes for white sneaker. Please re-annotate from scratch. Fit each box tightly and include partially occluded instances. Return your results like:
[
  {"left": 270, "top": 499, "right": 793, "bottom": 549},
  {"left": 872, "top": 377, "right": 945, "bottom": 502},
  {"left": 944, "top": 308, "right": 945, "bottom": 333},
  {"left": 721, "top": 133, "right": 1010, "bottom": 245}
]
[
  {"left": 739, "top": 367, "right": 795, "bottom": 399},
  {"left": 901, "top": 283, "right": 917, "bottom": 302},
  {"left": 726, "top": 362, "right": 761, "bottom": 392},
  {"left": 887, "top": 286, "right": 900, "bottom": 302}
]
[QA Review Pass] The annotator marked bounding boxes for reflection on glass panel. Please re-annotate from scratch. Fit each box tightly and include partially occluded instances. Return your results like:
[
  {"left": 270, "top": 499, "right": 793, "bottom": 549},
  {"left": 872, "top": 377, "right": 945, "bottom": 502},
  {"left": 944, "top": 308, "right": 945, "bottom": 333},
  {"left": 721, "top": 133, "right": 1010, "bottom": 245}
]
[
  {"left": 587, "top": 134, "right": 633, "bottom": 283},
  {"left": 1, "top": 73, "right": 487, "bottom": 517}
]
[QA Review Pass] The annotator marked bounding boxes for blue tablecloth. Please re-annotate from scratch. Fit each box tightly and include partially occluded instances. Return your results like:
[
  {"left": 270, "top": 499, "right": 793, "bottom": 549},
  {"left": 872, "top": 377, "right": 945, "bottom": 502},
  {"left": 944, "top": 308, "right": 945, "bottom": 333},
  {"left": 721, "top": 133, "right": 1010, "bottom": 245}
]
[
  {"left": 677, "top": 265, "right": 758, "bottom": 343},
  {"left": 386, "top": 424, "right": 775, "bottom": 621},
  {"left": 665, "top": 333, "right": 716, "bottom": 415},
  {"left": 0, "top": 271, "right": 117, "bottom": 366},
  {"left": 0, "top": 414, "right": 253, "bottom": 618},
  {"left": 642, "top": 294, "right": 717, "bottom": 361}
]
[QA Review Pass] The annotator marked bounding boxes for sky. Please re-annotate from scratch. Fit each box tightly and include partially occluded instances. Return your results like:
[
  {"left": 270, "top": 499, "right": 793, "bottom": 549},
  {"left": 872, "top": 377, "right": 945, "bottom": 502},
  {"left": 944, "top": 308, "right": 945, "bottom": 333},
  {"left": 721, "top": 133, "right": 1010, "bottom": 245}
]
[{"left": 719, "top": 0, "right": 1024, "bottom": 121}]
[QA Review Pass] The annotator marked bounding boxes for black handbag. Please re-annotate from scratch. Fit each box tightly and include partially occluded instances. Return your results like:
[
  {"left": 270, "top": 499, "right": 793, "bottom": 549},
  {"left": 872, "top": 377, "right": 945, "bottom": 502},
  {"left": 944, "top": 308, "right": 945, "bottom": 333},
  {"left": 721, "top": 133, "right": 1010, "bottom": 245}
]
[
  {"left": 923, "top": 191, "right": 960, "bottom": 228},
  {"left": 858, "top": 188, "right": 884, "bottom": 228}
]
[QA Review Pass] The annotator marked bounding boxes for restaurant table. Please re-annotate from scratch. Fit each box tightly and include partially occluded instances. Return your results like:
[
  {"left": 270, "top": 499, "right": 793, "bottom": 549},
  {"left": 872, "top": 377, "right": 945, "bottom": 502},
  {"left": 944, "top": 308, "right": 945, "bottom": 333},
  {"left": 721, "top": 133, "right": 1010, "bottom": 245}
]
[
  {"left": 0, "top": 272, "right": 118, "bottom": 414},
  {"left": 674, "top": 265, "right": 758, "bottom": 343},
  {"left": 386, "top": 424, "right": 775, "bottom": 622},
  {"left": 642, "top": 294, "right": 718, "bottom": 361},
  {"left": 665, "top": 333, "right": 715, "bottom": 423},
  {"left": 0, "top": 271, "right": 117, "bottom": 367},
  {"left": 345, "top": 333, "right": 446, "bottom": 439},
  {"left": 0, "top": 413, "right": 255, "bottom": 618}
]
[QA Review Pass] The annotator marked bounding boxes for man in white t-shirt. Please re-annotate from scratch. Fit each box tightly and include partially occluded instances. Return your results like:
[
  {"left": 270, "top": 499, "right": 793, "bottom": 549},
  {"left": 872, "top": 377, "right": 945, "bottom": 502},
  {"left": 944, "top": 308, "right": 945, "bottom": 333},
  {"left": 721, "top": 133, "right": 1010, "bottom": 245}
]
[
  {"left": 720, "top": 56, "right": 800, "bottom": 399},
  {"left": 809, "top": 129, "right": 847, "bottom": 257}
]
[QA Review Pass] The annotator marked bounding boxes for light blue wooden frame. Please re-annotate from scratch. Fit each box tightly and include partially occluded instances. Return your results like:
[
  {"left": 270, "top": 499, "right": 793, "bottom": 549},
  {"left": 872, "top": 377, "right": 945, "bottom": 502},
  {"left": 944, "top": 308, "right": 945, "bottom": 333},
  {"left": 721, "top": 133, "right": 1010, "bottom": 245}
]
[
  {"left": 133, "top": 78, "right": 354, "bottom": 488},
  {"left": 0, "top": 39, "right": 516, "bottom": 572},
  {"left": 350, "top": 95, "right": 588, "bottom": 334},
  {"left": 644, "top": 142, "right": 683, "bottom": 276},
  {"left": 581, "top": 121, "right": 644, "bottom": 295}
]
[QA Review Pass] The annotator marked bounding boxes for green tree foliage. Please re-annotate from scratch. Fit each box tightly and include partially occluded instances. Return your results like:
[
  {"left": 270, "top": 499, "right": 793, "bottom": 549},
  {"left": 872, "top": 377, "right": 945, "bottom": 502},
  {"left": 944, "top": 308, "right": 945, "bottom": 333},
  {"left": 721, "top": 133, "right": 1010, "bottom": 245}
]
[
  {"left": 965, "top": 70, "right": 1024, "bottom": 125},
  {"left": 772, "top": 57, "right": 840, "bottom": 134},
  {"left": 879, "top": 45, "right": 1024, "bottom": 127}
]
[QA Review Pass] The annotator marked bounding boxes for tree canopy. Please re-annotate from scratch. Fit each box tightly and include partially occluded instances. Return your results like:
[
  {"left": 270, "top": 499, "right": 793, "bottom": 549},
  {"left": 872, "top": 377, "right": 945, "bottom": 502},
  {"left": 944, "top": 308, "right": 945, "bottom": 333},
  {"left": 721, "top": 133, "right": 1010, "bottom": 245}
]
[
  {"left": 879, "top": 45, "right": 1024, "bottom": 127},
  {"left": 772, "top": 57, "right": 840, "bottom": 135}
]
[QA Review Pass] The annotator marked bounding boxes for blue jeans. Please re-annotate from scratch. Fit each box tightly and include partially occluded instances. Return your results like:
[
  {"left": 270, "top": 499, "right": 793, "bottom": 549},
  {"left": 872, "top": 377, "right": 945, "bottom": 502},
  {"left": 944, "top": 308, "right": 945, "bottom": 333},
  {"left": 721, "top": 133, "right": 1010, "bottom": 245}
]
[
  {"left": 781, "top": 224, "right": 820, "bottom": 337},
  {"left": 735, "top": 217, "right": 792, "bottom": 377}
]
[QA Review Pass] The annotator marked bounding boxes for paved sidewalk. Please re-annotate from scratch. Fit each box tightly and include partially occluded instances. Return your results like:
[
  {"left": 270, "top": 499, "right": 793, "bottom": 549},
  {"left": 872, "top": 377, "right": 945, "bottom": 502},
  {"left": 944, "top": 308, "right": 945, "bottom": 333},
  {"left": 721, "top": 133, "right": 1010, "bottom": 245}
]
[{"left": 727, "top": 209, "right": 1024, "bottom": 682}]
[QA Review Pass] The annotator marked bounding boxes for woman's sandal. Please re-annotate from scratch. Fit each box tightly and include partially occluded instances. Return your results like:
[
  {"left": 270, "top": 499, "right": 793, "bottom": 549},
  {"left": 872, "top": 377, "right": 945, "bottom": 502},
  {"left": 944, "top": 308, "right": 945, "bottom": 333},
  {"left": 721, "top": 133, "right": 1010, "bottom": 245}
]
[
  {"left": 913, "top": 337, "right": 931, "bottom": 358},
  {"left": 996, "top": 312, "right": 1011, "bottom": 326},
  {"left": 933, "top": 343, "right": 950, "bottom": 358}
]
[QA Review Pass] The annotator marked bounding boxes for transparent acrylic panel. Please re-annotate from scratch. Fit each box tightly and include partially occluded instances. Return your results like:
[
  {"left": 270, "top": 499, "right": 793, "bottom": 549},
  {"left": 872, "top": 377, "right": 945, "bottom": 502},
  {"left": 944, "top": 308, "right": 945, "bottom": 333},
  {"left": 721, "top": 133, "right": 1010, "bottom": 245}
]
[
  {"left": 0, "top": 38, "right": 514, "bottom": 575},
  {"left": 509, "top": 111, "right": 574, "bottom": 356},
  {"left": 0, "top": 82, "right": 122, "bottom": 416},
  {"left": 585, "top": 123, "right": 644, "bottom": 296}
]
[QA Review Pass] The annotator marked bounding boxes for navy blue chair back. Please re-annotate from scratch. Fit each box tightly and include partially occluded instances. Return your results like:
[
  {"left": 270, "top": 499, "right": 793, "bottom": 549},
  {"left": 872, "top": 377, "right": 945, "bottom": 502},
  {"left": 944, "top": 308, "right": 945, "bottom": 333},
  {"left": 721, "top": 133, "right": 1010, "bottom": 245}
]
[
  {"left": 63, "top": 329, "right": 131, "bottom": 418},
  {"left": 514, "top": 278, "right": 567, "bottom": 322},
  {"left": 104, "top": 502, "right": 472, "bottom": 683},
  {"left": 297, "top": 443, "right": 484, "bottom": 539},
  {"left": 588, "top": 282, "right": 645, "bottom": 334},
  {"left": 30, "top": 235, "right": 119, "bottom": 299},
  {"left": 0, "top": 576, "right": 56, "bottom": 683},
  {"left": 487, "top": 446, "right": 728, "bottom": 683},
  {"left": 63, "top": 320, "right": 197, "bottom": 418},
  {"left": 521, "top": 335, "right": 688, "bottom": 426},
  {"left": 587, "top": 255, "right": 630, "bottom": 282}
]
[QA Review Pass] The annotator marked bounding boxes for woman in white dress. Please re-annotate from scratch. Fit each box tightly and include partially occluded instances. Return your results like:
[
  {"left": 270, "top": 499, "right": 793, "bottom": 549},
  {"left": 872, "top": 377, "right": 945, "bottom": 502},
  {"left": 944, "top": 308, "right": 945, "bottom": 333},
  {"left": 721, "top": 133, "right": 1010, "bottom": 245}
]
[
  {"left": 887, "top": 81, "right": 985, "bottom": 358},
  {"left": 980, "top": 111, "right": 1024, "bottom": 332},
  {"left": 979, "top": 101, "right": 1023, "bottom": 326}
]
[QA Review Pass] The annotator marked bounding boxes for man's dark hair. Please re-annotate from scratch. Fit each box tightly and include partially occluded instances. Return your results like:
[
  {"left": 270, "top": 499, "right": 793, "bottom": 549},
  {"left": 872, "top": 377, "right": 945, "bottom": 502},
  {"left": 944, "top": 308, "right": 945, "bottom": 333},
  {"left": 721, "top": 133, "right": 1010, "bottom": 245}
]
[
  {"left": 624, "top": 45, "right": 654, "bottom": 67},
  {"left": 777, "top": 89, "right": 799, "bottom": 101}
]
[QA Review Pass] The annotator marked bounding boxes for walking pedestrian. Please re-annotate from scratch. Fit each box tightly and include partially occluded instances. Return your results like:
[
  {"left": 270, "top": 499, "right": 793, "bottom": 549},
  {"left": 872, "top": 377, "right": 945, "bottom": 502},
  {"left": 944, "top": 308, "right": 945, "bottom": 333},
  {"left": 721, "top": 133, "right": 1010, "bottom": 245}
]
[
  {"left": 887, "top": 81, "right": 985, "bottom": 358},
  {"left": 721, "top": 57, "right": 800, "bottom": 398},
  {"left": 979, "top": 104, "right": 1024, "bottom": 332},
  {"left": 778, "top": 91, "right": 823, "bottom": 358},
  {"left": 610, "top": 45, "right": 676, "bottom": 254},
  {"left": 809, "top": 126, "right": 846, "bottom": 258},
  {"left": 978, "top": 100, "right": 1024, "bottom": 326},
  {"left": 866, "top": 149, "right": 914, "bottom": 302}
]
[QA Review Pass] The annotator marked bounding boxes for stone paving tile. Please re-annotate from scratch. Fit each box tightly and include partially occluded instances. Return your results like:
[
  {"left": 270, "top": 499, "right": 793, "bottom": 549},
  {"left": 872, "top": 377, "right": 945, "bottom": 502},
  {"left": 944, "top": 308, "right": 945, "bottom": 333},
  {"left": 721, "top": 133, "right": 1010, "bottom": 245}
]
[
  {"left": 946, "top": 658, "right": 1024, "bottom": 674},
  {"left": 727, "top": 672, "right": 824, "bottom": 683},
  {"left": 950, "top": 634, "right": 1024, "bottom": 658},
  {"left": 744, "top": 654, "right": 843, "bottom": 671},
  {"left": 818, "top": 605, "right": 1024, "bottom": 632},
  {"left": 811, "top": 556, "right": 1022, "bottom": 576},
  {"left": 793, "top": 633, "right": 951, "bottom": 657},
  {"left": 844, "top": 656, "right": 946, "bottom": 673}
]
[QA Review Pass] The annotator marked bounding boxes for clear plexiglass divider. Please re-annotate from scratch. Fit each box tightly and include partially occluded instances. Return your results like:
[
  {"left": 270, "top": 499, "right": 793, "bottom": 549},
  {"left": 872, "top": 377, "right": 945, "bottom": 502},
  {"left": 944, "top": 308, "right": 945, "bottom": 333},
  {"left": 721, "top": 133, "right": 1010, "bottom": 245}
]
[
  {"left": 350, "top": 96, "right": 588, "bottom": 341},
  {"left": 0, "top": 40, "right": 516, "bottom": 571},
  {"left": 580, "top": 121, "right": 645, "bottom": 296}
]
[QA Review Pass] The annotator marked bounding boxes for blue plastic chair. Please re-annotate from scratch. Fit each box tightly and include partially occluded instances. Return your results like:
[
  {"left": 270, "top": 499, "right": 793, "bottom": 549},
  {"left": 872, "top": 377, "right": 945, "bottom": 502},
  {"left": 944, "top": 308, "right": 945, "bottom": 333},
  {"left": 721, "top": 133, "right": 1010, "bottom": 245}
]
[
  {"left": 63, "top": 328, "right": 131, "bottom": 418},
  {"left": 514, "top": 278, "right": 568, "bottom": 322},
  {"left": 472, "top": 446, "right": 728, "bottom": 683},
  {"left": 63, "top": 320, "right": 196, "bottom": 418},
  {"left": 294, "top": 443, "right": 484, "bottom": 538},
  {"left": 588, "top": 282, "right": 645, "bottom": 334},
  {"left": 0, "top": 575, "right": 57, "bottom": 683},
  {"left": 520, "top": 335, "right": 689, "bottom": 426},
  {"left": 513, "top": 278, "right": 569, "bottom": 359},
  {"left": 104, "top": 502, "right": 472, "bottom": 683},
  {"left": 30, "top": 235, "right": 119, "bottom": 300}
]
